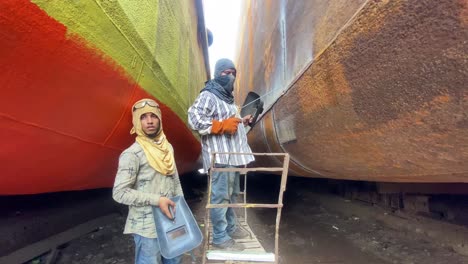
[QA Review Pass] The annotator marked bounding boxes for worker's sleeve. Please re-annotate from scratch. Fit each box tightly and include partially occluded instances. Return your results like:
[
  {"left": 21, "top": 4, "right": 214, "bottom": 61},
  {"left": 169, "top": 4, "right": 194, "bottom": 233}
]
[
  {"left": 112, "top": 152, "right": 160, "bottom": 207},
  {"left": 172, "top": 166, "right": 184, "bottom": 198},
  {"left": 188, "top": 92, "right": 216, "bottom": 135}
]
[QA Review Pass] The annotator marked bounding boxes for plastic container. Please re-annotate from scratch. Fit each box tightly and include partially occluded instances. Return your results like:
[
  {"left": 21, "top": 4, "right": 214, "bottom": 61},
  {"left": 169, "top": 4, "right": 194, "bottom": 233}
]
[{"left": 152, "top": 195, "right": 203, "bottom": 259}]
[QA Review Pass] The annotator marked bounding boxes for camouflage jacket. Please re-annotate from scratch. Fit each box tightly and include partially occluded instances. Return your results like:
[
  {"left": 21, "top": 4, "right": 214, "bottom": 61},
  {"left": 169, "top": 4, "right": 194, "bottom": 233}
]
[{"left": 112, "top": 142, "right": 184, "bottom": 238}]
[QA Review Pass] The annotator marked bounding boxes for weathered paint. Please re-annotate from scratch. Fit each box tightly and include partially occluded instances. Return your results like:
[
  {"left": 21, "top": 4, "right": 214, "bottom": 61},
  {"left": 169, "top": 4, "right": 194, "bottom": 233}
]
[
  {"left": 0, "top": 0, "right": 207, "bottom": 194},
  {"left": 31, "top": 0, "right": 208, "bottom": 118},
  {"left": 236, "top": 0, "right": 468, "bottom": 183}
]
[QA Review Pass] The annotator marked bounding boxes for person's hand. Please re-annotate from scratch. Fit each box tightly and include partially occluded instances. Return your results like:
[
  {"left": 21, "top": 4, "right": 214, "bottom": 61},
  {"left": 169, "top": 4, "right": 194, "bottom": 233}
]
[
  {"left": 159, "top": 197, "right": 176, "bottom": 220},
  {"left": 211, "top": 117, "right": 241, "bottom": 135},
  {"left": 242, "top": 115, "right": 254, "bottom": 126}
]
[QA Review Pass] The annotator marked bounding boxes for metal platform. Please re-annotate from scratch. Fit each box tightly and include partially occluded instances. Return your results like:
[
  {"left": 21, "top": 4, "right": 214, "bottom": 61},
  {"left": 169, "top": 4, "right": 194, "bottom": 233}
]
[
  {"left": 206, "top": 217, "right": 274, "bottom": 263},
  {"left": 202, "top": 152, "right": 290, "bottom": 264}
]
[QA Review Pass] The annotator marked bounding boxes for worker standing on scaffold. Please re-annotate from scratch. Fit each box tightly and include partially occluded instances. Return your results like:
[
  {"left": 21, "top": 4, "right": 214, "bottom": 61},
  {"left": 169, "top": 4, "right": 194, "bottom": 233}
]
[{"left": 188, "top": 58, "right": 254, "bottom": 251}]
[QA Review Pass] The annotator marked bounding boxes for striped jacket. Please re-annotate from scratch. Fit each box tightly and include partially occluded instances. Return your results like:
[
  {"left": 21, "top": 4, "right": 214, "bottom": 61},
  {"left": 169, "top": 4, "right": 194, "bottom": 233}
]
[{"left": 188, "top": 91, "right": 254, "bottom": 171}]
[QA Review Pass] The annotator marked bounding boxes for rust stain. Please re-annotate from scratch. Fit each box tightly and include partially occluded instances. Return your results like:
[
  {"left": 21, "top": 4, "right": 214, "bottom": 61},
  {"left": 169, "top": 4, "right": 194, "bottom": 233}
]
[
  {"left": 261, "top": 111, "right": 323, "bottom": 177},
  {"left": 263, "top": 39, "right": 275, "bottom": 89},
  {"left": 297, "top": 60, "right": 352, "bottom": 115},
  {"left": 248, "top": 6, "right": 256, "bottom": 95},
  {"left": 312, "top": 0, "right": 368, "bottom": 52},
  {"left": 344, "top": 0, "right": 468, "bottom": 126},
  {"left": 353, "top": 0, "right": 404, "bottom": 35},
  {"left": 460, "top": 0, "right": 468, "bottom": 25},
  {"left": 238, "top": 0, "right": 468, "bottom": 183},
  {"left": 431, "top": 94, "right": 451, "bottom": 104},
  {"left": 334, "top": 94, "right": 456, "bottom": 141}
]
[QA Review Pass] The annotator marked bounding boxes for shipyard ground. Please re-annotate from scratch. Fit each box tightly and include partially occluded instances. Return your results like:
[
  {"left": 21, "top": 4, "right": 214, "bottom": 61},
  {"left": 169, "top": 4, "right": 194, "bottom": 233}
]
[{"left": 4, "top": 174, "right": 468, "bottom": 264}]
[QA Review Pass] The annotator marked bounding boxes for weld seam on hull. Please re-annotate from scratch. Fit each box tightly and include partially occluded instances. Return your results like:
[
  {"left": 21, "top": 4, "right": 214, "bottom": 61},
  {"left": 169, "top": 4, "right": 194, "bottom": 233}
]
[
  {"left": 103, "top": 62, "right": 144, "bottom": 145},
  {"left": 255, "top": 0, "right": 372, "bottom": 124},
  {"left": 0, "top": 112, "right": 120, "bottom": 151},
  {"left": 263, "top": 109, "right": 326, "bottom": 177}
]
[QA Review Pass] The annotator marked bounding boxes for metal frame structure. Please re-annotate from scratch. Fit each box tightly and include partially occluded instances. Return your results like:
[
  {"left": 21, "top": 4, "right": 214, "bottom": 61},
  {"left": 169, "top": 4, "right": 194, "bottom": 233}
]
[{"left": 202, "top": 152, "right": 290, "bottom": 264}]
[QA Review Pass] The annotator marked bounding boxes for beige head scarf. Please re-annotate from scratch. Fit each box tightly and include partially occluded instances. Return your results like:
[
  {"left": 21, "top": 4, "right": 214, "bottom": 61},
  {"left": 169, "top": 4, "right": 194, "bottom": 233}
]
[{"left": 130, "top": 99, "right": 175, "bottom": 175}]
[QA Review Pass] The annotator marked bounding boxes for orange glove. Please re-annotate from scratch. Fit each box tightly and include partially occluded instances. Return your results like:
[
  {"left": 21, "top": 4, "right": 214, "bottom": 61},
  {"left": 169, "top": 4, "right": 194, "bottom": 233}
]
[{"left": 211, "top": 118, "right": 241, "bottom": 135}]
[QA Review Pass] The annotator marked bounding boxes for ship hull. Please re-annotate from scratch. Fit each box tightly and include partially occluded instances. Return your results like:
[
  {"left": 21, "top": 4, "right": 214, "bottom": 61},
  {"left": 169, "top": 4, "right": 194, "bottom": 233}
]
[
  {"left": 236, "top": 0, "right": 468, "bottom": 183},
  {"left": 0, "top": 0, "right": 208, "bottom": 194}
]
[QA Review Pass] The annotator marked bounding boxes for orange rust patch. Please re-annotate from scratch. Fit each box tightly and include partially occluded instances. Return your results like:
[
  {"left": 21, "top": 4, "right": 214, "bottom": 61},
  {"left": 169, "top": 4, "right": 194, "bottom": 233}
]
[
  {"left": 263, "top": 40, "right": 276, "bottom": 89},
  {"left": 460, "top": 0, "right": 468, "bottom": 25},
  {"left": 297, "top": 60, "right": 352, "bottom": 115},
  {"left": 238, "top": 0, "right": 468, "bottom": 182},
  {"left": 313, "top": 0, "right": 367, "bottom": 53},
  {"left": 431, "top": 94, "right": 451, "bottom": 104}
]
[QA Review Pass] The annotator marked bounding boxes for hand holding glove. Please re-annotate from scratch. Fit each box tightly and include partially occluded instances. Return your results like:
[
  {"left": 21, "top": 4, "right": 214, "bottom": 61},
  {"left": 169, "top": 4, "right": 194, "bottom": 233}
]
[
  {"left": 242, "top": 114, "right": 254, "bottom": 126},
  {"left": 159, "top": 197, "right": 176, "bottom": 220},
  {"left": 211, "top": 117, "right": 241, "bottom": 135}
]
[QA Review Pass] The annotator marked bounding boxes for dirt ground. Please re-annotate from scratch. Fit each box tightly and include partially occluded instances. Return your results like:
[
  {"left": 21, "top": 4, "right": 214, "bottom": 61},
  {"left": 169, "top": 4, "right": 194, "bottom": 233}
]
[
  {"left": 245, "top": 176, "right": 468, "bottom": 264},
  {"left": 28, "top": 174, "right": 468, "bottom": 264}
]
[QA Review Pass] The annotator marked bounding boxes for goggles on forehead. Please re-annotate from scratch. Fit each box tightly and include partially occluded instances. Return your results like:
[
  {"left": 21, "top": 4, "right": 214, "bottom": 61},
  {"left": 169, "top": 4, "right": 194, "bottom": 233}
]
[{"left": 133, "top": 100, "right": 159, "bottom": 112}]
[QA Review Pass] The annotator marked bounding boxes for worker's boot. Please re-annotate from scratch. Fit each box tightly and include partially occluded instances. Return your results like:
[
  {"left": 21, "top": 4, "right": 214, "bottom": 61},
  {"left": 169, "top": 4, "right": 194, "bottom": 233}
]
[
  {"left": 213, "top": 239, "right": 245, "bottom": 251},
  {"left": 229, "top": 227, "right": 250, "bottom": 239}
]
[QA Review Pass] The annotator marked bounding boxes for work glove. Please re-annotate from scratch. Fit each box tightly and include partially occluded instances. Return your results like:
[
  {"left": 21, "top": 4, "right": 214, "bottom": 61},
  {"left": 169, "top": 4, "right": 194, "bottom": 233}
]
[{"left": 211, "top": 117, "right": 241, "bottom": 135}]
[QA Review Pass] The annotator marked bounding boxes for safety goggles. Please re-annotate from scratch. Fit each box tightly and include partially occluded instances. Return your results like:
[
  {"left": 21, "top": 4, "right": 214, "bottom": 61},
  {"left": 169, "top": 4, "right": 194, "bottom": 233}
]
[{"left": 132, "top": 100, "right": 159, "bottom": 112}]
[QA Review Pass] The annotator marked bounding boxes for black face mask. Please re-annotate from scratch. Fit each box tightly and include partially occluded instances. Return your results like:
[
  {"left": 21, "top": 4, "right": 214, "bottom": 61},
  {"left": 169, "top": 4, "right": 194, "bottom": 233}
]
[{"left": 215, "top": 74, "right": 235, "bottom": 93}]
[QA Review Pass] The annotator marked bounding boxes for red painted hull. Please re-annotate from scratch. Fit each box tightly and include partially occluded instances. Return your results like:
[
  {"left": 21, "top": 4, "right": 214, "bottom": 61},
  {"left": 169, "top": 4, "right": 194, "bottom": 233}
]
[{"left": 0, "top": 1, "right": 202, "bottom": 194}]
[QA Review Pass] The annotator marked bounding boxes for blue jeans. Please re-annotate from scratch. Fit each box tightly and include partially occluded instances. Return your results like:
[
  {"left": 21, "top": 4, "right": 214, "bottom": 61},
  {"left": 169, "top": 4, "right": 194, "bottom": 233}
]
[
  {"left": 210, "top": 164, "right": 240, "bottom": 245},
  {"left": 133, "top": 234, "right": 182, "bottom": 264}
]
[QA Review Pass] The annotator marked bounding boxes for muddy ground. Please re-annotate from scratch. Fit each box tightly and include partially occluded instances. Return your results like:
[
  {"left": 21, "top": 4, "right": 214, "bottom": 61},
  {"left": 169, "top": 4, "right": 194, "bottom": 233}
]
[{"left": 23, "top": 173, "right": 468, "bottom": 264}]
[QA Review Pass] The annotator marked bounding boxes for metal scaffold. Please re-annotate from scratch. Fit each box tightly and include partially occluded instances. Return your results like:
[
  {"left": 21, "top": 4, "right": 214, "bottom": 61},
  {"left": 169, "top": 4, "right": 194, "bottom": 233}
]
[{"left": 202, "top": 152, "right": 290, "bottom": 264}]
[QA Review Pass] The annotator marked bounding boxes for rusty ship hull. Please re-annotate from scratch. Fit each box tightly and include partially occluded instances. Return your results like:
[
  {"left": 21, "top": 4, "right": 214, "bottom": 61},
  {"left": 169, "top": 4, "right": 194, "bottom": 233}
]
[{"left": 235, "top": 0, "right": 468, "bottom": 183}]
